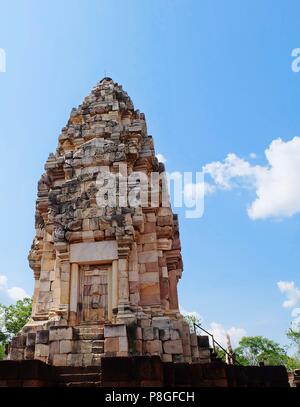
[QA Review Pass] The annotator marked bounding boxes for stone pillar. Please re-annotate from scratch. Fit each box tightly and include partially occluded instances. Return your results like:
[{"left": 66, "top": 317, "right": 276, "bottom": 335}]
[
  {"left": 112, "top": 260, "right": 119, "bottom": 314},
  {"left": 32, "top": 270, "right": 40, "bottom": 317},
  {"left": 69, "top": 263, "right": 79, "bottom": 325},
  {"left": 117, "top": 242, "right": 136, "bottom": 324},
  {"left": 107, "top": 265, "right": 112, "bottom": 322},
  {"left": 53, "top": 242, "right": 70, "bottom": 320},
  {"left": 168, "top": 269, "right": 179, "bottom": 310}
]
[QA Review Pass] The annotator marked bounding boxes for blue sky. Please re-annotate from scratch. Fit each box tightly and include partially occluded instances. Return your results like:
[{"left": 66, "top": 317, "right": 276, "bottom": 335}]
[{"left": 0, "top": 0, "right": 300, "bottom": 349}]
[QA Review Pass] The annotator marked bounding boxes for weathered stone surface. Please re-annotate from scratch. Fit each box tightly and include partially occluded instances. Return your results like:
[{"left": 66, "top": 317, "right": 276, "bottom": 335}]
[
  {"left": 152, "top": 317, "right": 171, "bottom": 330},
  {"left": 26, "top": 333, "right": 36, "bottom": 347},
  {"left": 170, "top": 329, "right": 180, "bottom": 340},
  {"left": 105, "top": 337, "right": 119, "bottom": 353},
  {"left": 49, "top": 327, "right": 73, "bottom": 342},
  {"left": 142, "top": 327, "right": 154, "bottom": 341},
  {"left": 104, "top": 324, "right": 126, "bottom": 338},
  {"left": 143, "top": 340, "right": 163, "bottom": 355},
  {"left": 36, "top": 330, "right": 49, "bottom": 344},
  {"left": 35, "top": 344, "right": 49, "bottom": 358},
  {"left": 163, "top": 340, "right": 183, "bottom": 355},
  {"left": 60, "top": 340, "right": 72, "bottom": 354},
  {"left": 70, "top": 241, "right": 118, "bottom": 263}
]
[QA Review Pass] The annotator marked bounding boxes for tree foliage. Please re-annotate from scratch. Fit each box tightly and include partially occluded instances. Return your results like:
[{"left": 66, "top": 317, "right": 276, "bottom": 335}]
[
  {"left": 234, "top": 336, "right": 292, "bottom": 367},
  {"left": 0, "top": 298, "right": 32, "bottom": 360},
  {"left": 3, "top": 298, "right": 32, "bottom": 337},
  {"left": 183, "top": 314, "right": 201, "bottom": 332}
]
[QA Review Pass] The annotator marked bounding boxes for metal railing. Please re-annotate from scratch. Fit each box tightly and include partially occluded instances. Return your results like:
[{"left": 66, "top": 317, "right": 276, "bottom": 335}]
[{"left": 193, "top": 322, "right": 241, "bottom": 365}]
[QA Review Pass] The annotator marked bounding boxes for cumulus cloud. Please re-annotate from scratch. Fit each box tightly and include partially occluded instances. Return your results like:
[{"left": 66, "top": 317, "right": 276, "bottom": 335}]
[
  {"left": 203, "top": 137, "right": 300, "bottom": 220},
  {"left": 180, "top": 306, "right": 202, "bottom": 322},
  {"left": 209, "top": 322, "right": 247, "bottom": 348},
  {"left": 0, "top": 274, "right": 29, "bottom": 302},
  {"left": 6, "top": 287, "right": 29, "bottom": 302},
  {"left": 204, "top": 153, "right": 263, "bottom": 190},
  {"left": 277, "top": 281, "right": 300, "bottom": 308},
  {"left": 180, "top": 306, "right": 246, "bottom": 348},
  {"left": 156, "top": 153, "right": 167, "bottom": 164}
]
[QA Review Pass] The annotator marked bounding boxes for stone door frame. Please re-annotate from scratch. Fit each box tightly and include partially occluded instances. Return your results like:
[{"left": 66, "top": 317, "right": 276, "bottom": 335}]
[{"left": 77, "top": 263, "right": 112, "bottom": 325}]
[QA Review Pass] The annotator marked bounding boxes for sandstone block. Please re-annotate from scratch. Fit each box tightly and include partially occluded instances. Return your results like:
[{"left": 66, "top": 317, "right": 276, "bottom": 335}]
[
  {"left": 152, "top": 317, "right": 171, "bottom": 330},
  {"left": 190, "top": 332, "right": 198, "bottom": 347},
  {"left": 142, "top": 327, "right": 155, "bottom": 340},
  {"left": 144, "top": 222, "right": 156, "bottom": 233},
  {"left": 9, "top": 348, "right": 24, "bottom": 361},
  {"left": 140, "top": 272, "right": 159, "bottom": 284},
  {"left": 49, "top": 326, "right": 73, "bottom": 341},
  {"left": 143, "top": 340, "right": 162, "bottom": 355},
  {"left": 170, "top": 329, "right": 180, "bottom": 340},
  {"left": 60, "top": 340, "right": 72, "bottom": 354},
  {"left": 133, "top": 339, "right": 142, "bottom": 354},
  {"left": 163, "top": 339, "right": 183, "bottom": 354},
  {"left": 159, "top": 329, "right": 170, "bottom": 341},
  {"left": 26, "top": 333, "right": 36, "bottom": 347},
  {"left": 104, "top": 324, "right": 127, "bottom": 338},
  {"left": 36, "top": 330, "right": 49, "bottom": 344},
  {"left": 24, "top": 348, "right": 35, "bottom": 360},
  {"left": 104, "top": 337, "right": 119, "bottom": 353},
  {"left": 145, "top": 262, "right": 159, "bottom": 273},
  {"left": 82, "top": 354, "right": 93, "bottom": 367},
  {"left": 67, "top": 353, "right": 83, "bottom": 367},
  {"left": 119, "top": 336, "right": 128, "bottom": 352},
  {"left": 162, "top": 354, "right": 172, "bottom": 363},
  {"left": 138, "top": 250, "right": 158, "bottom": 263},
  {"left": 35, "top": 344, "right": 49, "bottom": 358},
  {"left": 135, "top": 327, "right": 142, "bottom": 340}
]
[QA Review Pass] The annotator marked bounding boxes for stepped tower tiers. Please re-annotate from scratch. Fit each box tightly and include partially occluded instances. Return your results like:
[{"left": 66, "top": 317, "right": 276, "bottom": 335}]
[{"left": 8, "top": 78, "right": 206, "bottom": 366}]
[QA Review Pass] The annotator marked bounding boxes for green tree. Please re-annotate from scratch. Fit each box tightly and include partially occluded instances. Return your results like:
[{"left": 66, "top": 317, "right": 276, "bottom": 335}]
[
  {"left": 0, "top": 298, "right": 32, "bottom": 360},
  {"left": 234, "top": 336, "right": 290, "bottom": 367},
  {"left": 3, "top": 298, "right": 32, "bottom": 336},
  {"left": 286, "top": 327, "right": 300, "bottom": 370},
  {"left": 215, "top": 346, "right": 226, "bottom": 362},
  {"left": 287, "top": 328, "right": 300, "bottom": 353},
  {"left": 183, "top": 313, "right": 201, "bottom": 332}
]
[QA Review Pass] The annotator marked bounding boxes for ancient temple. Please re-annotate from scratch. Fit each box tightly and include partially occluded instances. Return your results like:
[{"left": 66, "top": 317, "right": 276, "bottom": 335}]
[{"left": 8, "top": 78, "right": 205, "bottom": 367}]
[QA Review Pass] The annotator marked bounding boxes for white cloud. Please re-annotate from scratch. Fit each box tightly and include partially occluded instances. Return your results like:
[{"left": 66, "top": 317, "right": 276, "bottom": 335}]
[
  {"left": 6, "top": 287, "right": 29, "bottom": 301},
  {"left": 156, "top": 153, "right": 167, "bottom": 164},
  {"left": 180, "top": 306, "right": 202, "bottom": 322},
  {"left": 250, "top": 153, "right": 257, "bottom": 159},
  {"left": 0, "top": 274, "right": 29, "bottom": 302},
  {"left": 203, "top": 137, "right": 300, "bottom": 220},
  {"left": 204, "top": 153, "right": 262, "bottom": 190},
  {"left": 277, "top": 281, "right": 300, "bottom": 308},
  {"left": 209, "top": 322, "right": 247, "bottom": 348},
  {"left": 180, "top": 306, "right": 246, "bottom": 349}
]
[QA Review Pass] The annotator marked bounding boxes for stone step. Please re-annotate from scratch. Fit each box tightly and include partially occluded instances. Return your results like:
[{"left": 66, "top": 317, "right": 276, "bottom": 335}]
[
  {"left": 76, "top": 333, "right": 104, "bottom": 340},
  {"left": 59, "top": 373, "right": 101, "bottom": 383},
  {"left": 56, "top": 366, "right": 101, "bottom": 374},
  {"left": 65, "top": 381, "right": 101, "bottom": 387},
  {"left": 56, "top": 366, "right": 102, "bottom": 387},
  {"left": 74, "top": 327, "right": 104, "bottom": 340},
  {"left": 92, "top": 346, "right": 104, "bottom": 354}
]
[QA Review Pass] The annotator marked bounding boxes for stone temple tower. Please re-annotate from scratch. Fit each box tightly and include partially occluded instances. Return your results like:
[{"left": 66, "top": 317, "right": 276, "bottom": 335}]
[{"left": 8, "top": 78, "right": 203, "bottom": 366}]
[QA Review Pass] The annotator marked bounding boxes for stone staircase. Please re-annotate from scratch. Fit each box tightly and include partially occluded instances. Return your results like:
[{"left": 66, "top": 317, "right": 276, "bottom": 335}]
[
  {"left": 56, "top": 326, "right": 105, "bottom": 386},
  {"left": 73, "top": 325, "right": 105, "bottom": 367},
  {"left": 56, "top": 366, "right": 102, "bottom": 387}
]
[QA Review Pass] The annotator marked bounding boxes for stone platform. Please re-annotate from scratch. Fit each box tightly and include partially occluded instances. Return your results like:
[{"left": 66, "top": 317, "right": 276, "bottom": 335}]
[{"left": 0, "top": 357, "right": 289, "bottom": 387}]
